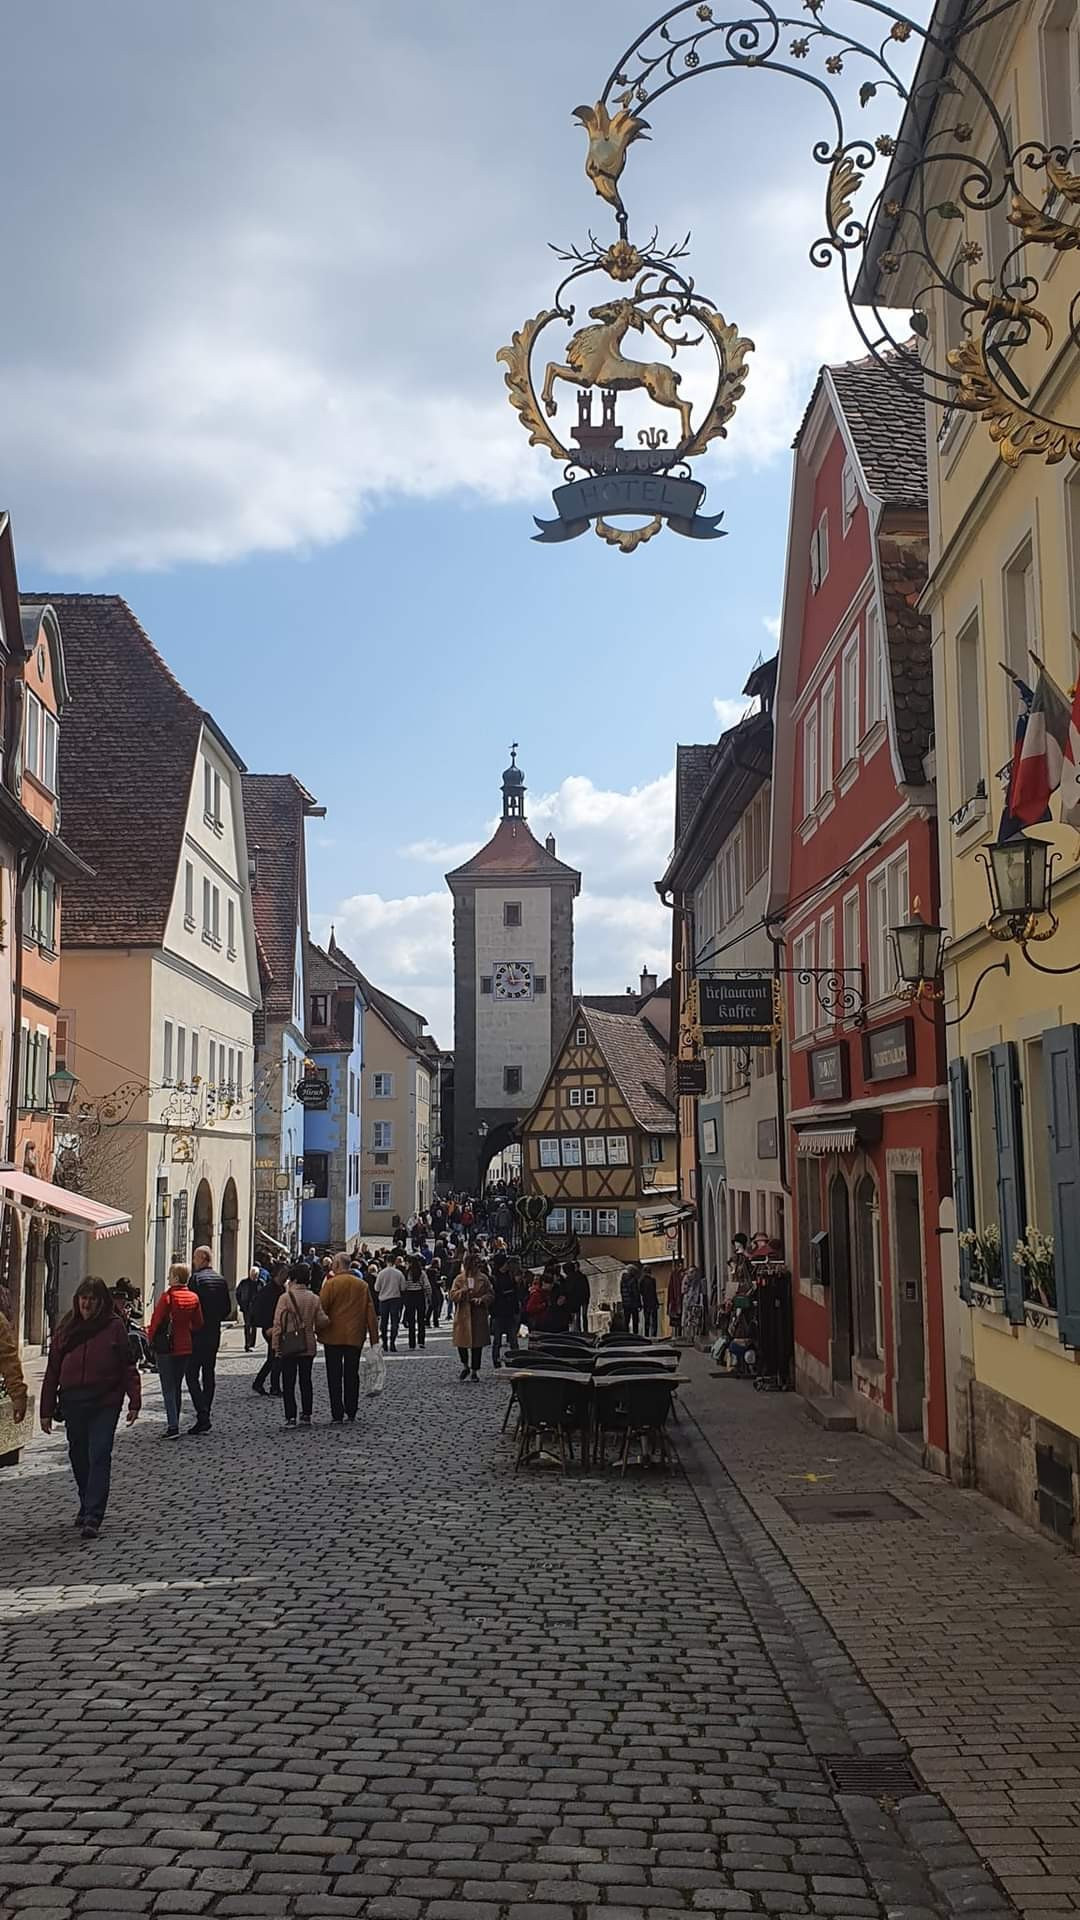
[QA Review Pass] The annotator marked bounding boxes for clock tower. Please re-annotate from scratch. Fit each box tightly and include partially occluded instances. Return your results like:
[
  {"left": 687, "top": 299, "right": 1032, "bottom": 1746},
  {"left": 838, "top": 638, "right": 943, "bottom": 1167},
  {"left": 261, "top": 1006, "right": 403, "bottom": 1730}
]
[{"left": 446, "top": 749, "right": 581, "bottom": 1191}]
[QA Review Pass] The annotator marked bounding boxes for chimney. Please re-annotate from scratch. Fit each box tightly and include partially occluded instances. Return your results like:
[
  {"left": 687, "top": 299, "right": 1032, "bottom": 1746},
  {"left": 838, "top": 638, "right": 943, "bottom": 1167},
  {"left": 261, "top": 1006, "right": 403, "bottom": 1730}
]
[
  {"left": 640, "top": 967, "right": 658, "bottom": 998},
  {"left": 545, "top": 833, "right": 557, "bottom": 855}
]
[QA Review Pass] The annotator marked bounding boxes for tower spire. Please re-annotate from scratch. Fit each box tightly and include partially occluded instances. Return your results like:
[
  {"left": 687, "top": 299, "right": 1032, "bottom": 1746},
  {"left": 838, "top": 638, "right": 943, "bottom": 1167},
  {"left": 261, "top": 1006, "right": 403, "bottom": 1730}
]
[{"left": 501, "top": 742, "right": 526, "bottom": 820}]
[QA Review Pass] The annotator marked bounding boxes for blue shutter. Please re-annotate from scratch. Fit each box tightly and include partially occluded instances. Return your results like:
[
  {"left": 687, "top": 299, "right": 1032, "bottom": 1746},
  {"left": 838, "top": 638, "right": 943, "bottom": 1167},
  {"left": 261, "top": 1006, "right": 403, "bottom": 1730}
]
[
  {"left": 1044, "top": 1024, "right": 1080, "bottom": 1349},
  {"left": 948, "top": 1057, "right": 975, "bottom": 1303},
  {"left": 990, "top": 1042, "right": 1027, "bottom": 1326}
]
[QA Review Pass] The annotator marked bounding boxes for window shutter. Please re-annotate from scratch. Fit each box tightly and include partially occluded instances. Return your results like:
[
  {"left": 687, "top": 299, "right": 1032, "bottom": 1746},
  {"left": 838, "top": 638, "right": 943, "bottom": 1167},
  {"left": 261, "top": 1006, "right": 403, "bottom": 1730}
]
[
  {"left": 1045, "top": 1024, "right": 1080, "bottom": 1348},
  {"left": 948, "top": 1057, "right": 975, "bottom": 1303},
  {"left": 990, "top": 1041, "right": 1027, "bottom": 1324},
  {"left": 618, "top": 1209, "right": 636, "bottom": 1236}
]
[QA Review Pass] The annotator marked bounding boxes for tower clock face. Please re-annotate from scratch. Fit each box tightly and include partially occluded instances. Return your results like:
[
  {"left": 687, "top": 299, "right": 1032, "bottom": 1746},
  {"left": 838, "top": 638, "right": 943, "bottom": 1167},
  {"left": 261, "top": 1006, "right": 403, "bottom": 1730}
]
[{"left": 494, "top": 960, "right": 533, "bottom": 1001}]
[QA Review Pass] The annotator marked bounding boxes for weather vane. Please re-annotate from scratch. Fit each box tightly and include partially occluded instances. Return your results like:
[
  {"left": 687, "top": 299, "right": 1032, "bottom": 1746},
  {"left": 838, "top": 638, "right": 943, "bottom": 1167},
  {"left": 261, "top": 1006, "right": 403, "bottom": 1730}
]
[{"left": 499, "top": 0, "right": 1080, "bottom": 554}]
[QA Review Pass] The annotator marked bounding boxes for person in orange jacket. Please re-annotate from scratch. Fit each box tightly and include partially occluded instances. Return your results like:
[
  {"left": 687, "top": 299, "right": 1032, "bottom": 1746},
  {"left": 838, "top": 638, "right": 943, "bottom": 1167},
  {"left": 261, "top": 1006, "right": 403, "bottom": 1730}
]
[{"left": 147, "top": 1264, "right": 206, "bottom": 1439}]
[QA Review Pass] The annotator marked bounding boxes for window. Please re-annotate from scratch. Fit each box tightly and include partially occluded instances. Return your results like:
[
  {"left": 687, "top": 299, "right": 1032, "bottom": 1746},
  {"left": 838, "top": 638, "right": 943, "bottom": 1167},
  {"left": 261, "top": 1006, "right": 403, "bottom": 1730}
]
[
  {"left": 211, "top": 888, "right": 220, "bottom": 945},
  {"left": 868, "top": 848, "right": 909, "bottom": 1001},
  {"left": 227, "top": 898, "right": 236, "bottom": 958},
  {"left": 184, "top": 862, "right": 195, "bottom": 929},
  {"left": 568, "top": 1086, "right": 582, "bottom": 1107},
  {"left": 226, "top": 1047, "right": 235, "bottom": 1092},
  {"left": 596, "top": 1208, "right": 619, "bottom": 1236},
  {"left": 648, "top": 1136, "right": 664, "bottom": 1163},
  {"left": 1003, "top": 536, "right": 1040, "bottom": 753},
  {"left": 23, "top": 694, "right": 58, "bottom": 793},
  {"left": 792, "top": 926, "right": 816, "bottom": 1038},
  {"left": 303, "top": 1151, "right": 328, "bottom": 1199},
  {"left": 208, "top": 1039, "right": 216, "bottom": 1089},
  {"left": 721, "top": 833, "right": 743, "bottom": 923},
  {"left": 818, "top": 912, "right": 835, "bottom": 1024},
  {"left": 864, "top": 604, "right": 883, "bottom": 735},
  {"left": 22, "top": 1026, "right": 50, "bottom": 1110},
  {"left": 607, "top": 1135, "right": 629, "bottom": 1165},
  {"left": 571, "top": 1208, "right": 592, "bottom": 1236},
  {"left": 311, "top": 993, "right": 329, "bottom": 1028},
  {"left": 203, "top": 757, "right": 222, "bottom": 830},
  {"left": 1022, "top": 1037, "right": 1053, "bottom": 1234},
  {"left": 743, "top": 784, "right": 770, "bottom": 889},
  {"left": 42, "top": 712, "right": 58, "bottom": 793},
  {"left": 25, "top": 695, "right": 39, "bottom": 785},
  {"left": 796, "top": 1157, "right": 823, "bottom": 1280},
  {"left": 584, "top": 1087, "right": 598, "bottom": 1107},
  {"left": 372, "top": 1072, "right": 394, "bottom": 1097},
  {"left": 370, "top": 1181, "right": 393, "bottom": 1211},
  {"left": 190, "top": 1032, "right": 199, "bottom": 1084},
  {"left": 820, "top": 676, "right": 836, "bottom": 795},
  {"left": 25, "top": 869, "right": 57, "bottom": 950},
  {"left": 842, "top": 889, "right": 860, "bottom": 977},
  {"left": 575, "top": 1026, "right": 587, "bottom": 1047},
  {"left": 809, "top": 510, "right": 829, "bottom": 590},
  {"left": 842, "top": 458, "right": 858, "bottom": 533},
  {"left": 235, "top": 1051, "right": 243, "bottom": 1100},
  {"left": 176, "top": 1026, "right": 187, "bottom": 1086},
  {"left": 841, "top": 633, "right": 859, "bottom": 765},
  {"left": 163, "top": 1020, "right": 174, "bottom": 1084},
  {"left": 480, "top": 976, "right": 493, "bottom": 995},
  {"left": 1041, "top": 0, "right": 1080, "bottom": 166},
  {"left": 534, "top": 974, "right": 547, "bottom": 996},
  {"left": 374, "top": 1152, "right": 389, "bottom": 1168},
  {"left": 561, "top": 1137, "right": 582, "bottom": 1166},
  {"left": 171, "top": 1189, "right": 189, "bottom": 1261},
  {"left": 546, "top": 1207, "right": 567, "bottom": 1234},
  {"left": 503, "top": 901, "right": 522, "bottom": 928},
  {"left": 539, "top": 1137, "right": 560, "bottom": 1168},
  {"left": 55, "top": 1010, "right": 72, "bottom": 1071},
  {"left": 503, "top": 1066, "right": 522, "bottom": 1095},
  {"left": 202, "top": 878, "right": 212, "bottom": 940},
  {"left": 957, "top": 612, "right": 984, "bottom": 805},
  {"left": 585, "top": 1135, "right": 607, "bottom": 1166},
  {"left": 987, "top": 114, "right": 1019, "bottom": 290},
  {"left": 802, "top": 709, "right": 820, "bottom": 818}
]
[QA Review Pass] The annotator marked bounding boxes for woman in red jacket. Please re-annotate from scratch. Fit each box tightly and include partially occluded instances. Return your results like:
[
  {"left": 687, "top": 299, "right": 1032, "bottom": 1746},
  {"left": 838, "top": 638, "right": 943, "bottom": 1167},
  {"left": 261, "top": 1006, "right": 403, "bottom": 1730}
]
[
  {"left": 40, "top": 1277, "right": 141, "bottom": 1541},
  {"left": 147, "top": 1264, "right": 205, "bottom": 1438}
]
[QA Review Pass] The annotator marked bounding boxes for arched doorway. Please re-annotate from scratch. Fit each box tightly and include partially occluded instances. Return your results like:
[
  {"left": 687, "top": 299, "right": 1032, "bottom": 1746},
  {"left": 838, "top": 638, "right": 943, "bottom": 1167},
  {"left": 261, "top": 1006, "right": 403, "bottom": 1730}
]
[
  {"left": 705, "top": 1182, "right": 721, "bottom": 1314},
  {"left": 23, "top": 1218, "right": 46, "bottom": 1349},
  {"left": 828, "top": 1174, "right": 853, "bottom": 1385},
  {"left": 220, "top": 1178, "right": 239, "bottom": 1289},
  {"left": 854, "top": 1173, "right": 881, "bottom": 1362},
  {"left": 192, "top": 1179, "right": 214, "bottom": 1262}
]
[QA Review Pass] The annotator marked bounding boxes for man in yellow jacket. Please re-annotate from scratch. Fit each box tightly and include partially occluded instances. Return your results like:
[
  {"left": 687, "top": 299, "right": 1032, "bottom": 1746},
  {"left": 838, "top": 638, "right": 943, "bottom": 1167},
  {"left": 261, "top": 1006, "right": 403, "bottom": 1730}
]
[
  {"left": 317, "top": 1254, "right": 380, "bottom": 1424},
  {"left": 0, "top": 1308, "right": 28, "bottom": 1467}
]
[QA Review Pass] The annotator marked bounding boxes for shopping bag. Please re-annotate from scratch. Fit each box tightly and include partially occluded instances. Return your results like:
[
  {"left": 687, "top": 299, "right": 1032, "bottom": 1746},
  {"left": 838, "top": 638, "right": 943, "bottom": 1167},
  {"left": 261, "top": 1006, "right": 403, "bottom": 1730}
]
[{"left": 361, "top": 1346, "right": 387, "bottom": 1397}]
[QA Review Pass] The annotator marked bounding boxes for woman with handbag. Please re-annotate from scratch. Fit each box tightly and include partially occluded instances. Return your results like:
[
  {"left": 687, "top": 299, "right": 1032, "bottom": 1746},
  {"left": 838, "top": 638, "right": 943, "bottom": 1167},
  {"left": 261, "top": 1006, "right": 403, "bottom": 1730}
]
[
  {"left": 39, "top": 1277, "right": 141, "bottom": 1539},
  {"left": 272, "top": 1262, "right": 325, "bottom": 1427},
  {"left": 450, "top": 1251, "right": 494, "bottom": 1381},
  {"left": 146, "top": 1264, "right": 205, "bottom": 1438}
]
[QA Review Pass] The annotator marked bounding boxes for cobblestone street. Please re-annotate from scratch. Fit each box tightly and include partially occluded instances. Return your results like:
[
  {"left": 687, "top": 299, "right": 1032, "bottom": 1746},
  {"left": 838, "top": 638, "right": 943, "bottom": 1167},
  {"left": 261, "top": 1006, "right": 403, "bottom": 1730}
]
[{"left": 0, "top": 1332, "right": 1056, "bottom": 1920}]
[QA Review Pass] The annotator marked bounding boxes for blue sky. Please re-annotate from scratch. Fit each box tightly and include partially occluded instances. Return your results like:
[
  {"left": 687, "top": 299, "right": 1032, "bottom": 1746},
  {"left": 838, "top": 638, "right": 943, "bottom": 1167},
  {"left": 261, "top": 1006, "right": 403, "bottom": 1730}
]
[{"left": 3, "top": 0, "right": 909, "bottom": 1042}]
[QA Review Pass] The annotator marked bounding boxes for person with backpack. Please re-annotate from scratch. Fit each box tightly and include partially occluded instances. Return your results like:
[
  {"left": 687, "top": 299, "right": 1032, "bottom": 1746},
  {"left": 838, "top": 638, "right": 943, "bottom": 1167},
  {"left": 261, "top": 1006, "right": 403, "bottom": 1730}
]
[
  {"left": 147, "top": 1264, "right": 206, "bottom": 1438},
  {"left": 187, "top": 1246, "right": 232, "bottom": 1432},
  {"left": 490, "top": 1254, "right": 522, "bottom": 1369},
  {"left": 318, "top": 1253, "right": 378, "bottom": 1423},
  {"left": 252, "top": 1263, "right": 286, "bottom": 1395},
  {"left": 271, "top": 1262, "right": 324, "bottom": 1427},
  {"left": 620, "top": 1261, "right": 644, "bottom": 1336},
  {"left": 401, "top": 1257, "right": 430, "bottom": 1351},
  {"left": 40, "top": 1277, "right": 142, "bottom": 1537}
]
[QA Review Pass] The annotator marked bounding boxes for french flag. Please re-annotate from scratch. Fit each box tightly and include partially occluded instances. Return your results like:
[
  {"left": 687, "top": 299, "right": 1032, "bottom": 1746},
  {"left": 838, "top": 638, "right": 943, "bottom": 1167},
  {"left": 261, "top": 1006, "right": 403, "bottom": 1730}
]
[{"left": 1012, "top": 670, "right": 1072, "bottom": 827}]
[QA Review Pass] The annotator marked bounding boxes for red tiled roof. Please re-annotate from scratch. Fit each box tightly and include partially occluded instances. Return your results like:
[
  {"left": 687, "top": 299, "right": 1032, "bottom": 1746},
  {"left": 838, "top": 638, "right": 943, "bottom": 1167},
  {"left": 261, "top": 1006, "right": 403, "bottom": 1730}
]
[
  {"left": 582, "top": 1006, "right": 675, "bottom": 1134},
  {"left": 25, "top": 594, "right": 214, "bottom": 948},
  {"left": 242, "top": 774, "right": 319, "bottom": 1024},
  {"left": 446, "top": 817, "right": 581, "bottom": 886}
]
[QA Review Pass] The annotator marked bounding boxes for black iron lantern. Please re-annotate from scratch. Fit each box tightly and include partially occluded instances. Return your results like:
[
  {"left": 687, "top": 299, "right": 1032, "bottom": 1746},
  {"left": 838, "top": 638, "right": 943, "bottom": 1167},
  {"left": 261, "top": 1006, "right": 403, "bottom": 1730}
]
[
  {"left": 984, "top": 836, "right": 1051, "bottom": 929},
  {"left": 48, "top": 1066, "right": 79, "bottom": 1115},
  {"left": 890, "top": 904, "right": 945, "bottom": 992}
]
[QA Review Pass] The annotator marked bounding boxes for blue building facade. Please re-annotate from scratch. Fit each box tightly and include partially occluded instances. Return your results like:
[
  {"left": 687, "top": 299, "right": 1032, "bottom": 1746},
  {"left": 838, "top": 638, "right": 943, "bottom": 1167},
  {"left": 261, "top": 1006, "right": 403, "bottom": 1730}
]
[{"left": 301, "top": 939, "right": 364, "bottom": 1253}]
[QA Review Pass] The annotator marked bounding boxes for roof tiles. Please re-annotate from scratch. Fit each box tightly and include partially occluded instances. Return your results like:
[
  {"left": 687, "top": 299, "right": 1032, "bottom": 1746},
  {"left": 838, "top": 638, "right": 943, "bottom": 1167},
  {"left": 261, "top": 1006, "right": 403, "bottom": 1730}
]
[{"left": 584, "top": 1006, "right": 675, "bottom": 1134}]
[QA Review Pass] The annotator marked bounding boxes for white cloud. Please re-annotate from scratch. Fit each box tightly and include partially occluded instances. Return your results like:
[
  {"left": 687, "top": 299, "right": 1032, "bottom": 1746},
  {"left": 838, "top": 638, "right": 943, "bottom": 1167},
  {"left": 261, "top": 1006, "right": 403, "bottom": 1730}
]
[
  {"left": 317, "top": 767, "right": 677, "bottom": 1051},
  {"left": 762, "top": 614, "right": 781, "bottom": 640},
  {"left": 713, "top": 696, "right": 751, "bottom": 730}
]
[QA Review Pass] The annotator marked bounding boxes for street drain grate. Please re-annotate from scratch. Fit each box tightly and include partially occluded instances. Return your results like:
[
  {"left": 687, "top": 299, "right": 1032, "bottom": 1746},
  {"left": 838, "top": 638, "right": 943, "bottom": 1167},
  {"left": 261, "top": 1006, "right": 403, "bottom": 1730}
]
[
  {"left": 822, "top": 1754, "right": 923, "bottom": 1797},
  {"left": 775, "top": 1490, "right": 920, "bottom": 1524}
]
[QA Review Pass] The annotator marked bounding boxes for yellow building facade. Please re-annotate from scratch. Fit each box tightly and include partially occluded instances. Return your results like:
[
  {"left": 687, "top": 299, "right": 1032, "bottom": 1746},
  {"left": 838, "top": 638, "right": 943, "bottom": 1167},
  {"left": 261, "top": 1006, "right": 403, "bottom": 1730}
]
[{"left": 866, "top": 0, "right": 1080, "bottom": 1538}]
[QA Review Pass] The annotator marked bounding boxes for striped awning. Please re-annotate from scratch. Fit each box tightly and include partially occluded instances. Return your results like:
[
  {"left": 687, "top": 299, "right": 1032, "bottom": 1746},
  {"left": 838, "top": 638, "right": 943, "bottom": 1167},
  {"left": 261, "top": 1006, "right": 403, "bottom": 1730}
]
[
  {"left": 796, "top": 1128, "right": 857, "bottom": 1157},
  {"left": 0, "top": 1169, "right": 131, "bottom": 1239}
]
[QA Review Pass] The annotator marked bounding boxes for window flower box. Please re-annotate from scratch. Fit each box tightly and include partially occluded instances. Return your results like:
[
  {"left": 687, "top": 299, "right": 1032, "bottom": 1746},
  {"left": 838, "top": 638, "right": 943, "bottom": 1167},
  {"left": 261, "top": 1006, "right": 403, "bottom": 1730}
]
[{"left": 971, "top": 1283, "right": 1005, "bottom": 1315}]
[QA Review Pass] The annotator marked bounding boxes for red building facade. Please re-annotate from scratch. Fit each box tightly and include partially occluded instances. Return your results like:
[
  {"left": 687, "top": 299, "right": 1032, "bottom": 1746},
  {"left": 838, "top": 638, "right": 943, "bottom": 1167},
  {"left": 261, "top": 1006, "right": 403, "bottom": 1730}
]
[{"left": 770, "top": 356, "right": 950, "bottom": 1472}]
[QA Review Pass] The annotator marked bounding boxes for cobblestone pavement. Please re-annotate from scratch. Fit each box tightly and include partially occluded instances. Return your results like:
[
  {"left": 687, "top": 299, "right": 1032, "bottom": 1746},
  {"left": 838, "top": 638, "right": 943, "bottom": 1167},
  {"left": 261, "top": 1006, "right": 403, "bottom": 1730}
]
[
  {"left": 0, "top": 1330, "right": 1016, "bottom": 1920},
  {"left": 679, "top": 1354, "right": 1080, "bottom": 1918}
]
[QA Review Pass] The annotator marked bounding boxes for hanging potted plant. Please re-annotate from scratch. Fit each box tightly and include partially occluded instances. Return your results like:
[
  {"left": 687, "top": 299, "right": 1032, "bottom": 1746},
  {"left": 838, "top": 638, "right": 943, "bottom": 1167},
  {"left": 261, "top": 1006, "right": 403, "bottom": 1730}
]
[
  {"left": 958, "top": 1223, "right": 1004, "bottom": 1311},
  {"left": 1014, "top": 1226, "right": 1056, "bottom": 1328}
]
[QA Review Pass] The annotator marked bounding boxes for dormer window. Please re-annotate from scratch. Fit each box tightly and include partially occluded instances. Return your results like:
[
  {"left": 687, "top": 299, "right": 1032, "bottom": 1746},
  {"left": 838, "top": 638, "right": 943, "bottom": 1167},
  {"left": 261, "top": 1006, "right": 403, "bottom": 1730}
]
[
  {"left": 842, "top": 459, "right": 858, "bottom": 534},
  {"left": 24, "top": 692, "right": 58, "bottom": 793},
  {"left": 203, "top": 757, "right": 223, "bottom": 833}
]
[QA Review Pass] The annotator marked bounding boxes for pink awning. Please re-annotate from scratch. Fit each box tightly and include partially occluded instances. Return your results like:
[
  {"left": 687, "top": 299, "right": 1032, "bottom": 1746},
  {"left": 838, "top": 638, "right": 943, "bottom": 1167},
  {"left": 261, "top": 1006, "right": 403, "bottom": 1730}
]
[{"left": 0, "top": 1169, "right": 131, "bottom": 1240}]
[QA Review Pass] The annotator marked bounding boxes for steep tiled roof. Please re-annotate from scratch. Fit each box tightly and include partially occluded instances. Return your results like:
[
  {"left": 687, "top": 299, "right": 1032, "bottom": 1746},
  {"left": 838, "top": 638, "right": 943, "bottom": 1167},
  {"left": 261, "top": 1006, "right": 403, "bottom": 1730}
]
[
  {"left": 306, "top": 939, "right": 361, "bottom": 1054},
  {"left": 880, "top": 534, "right": 933, "bottom": 785},
  {"left": 242, "top": 774, "right": 318, "bottom": 1023},
  {"left": 827, "top": 352, "right": 928, "bottom": 510},
  {"left": 446, "top": 817, "right": 581, "bottom": 886},
  {"left": 26, "top": 594, "right": 216, "bottom": 948},
  {"left": 584, "top": 1006, "right": 675, "bottom": 1134},
  {"left": 674, "top": 744, "right": 716, "bottom": 847}
]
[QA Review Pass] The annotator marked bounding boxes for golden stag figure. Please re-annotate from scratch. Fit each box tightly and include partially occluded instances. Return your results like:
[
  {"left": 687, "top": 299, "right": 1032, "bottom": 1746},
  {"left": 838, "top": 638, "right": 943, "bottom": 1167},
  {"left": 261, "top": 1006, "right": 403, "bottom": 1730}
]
[{"left": 541, "top": 298, "right": 693, "bottom": 443}]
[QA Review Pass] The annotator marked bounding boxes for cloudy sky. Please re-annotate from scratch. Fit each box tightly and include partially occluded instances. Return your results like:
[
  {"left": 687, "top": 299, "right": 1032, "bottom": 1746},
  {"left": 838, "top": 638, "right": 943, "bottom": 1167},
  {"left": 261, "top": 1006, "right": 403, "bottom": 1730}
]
[{"left": 3, "top": 0, "right": 913, "bottom": 1043}]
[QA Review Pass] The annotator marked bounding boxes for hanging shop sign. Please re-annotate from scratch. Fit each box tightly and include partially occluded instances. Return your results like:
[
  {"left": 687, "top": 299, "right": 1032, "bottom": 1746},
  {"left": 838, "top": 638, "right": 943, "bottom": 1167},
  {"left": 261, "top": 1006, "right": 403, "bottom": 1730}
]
[
  {"left": 675, "top": 1059, "right": 707, "bottom": 1096},
  {"left": 862, "top": 1018, "right": 916, "bottom": 1084},
  {"left": 699, "top": 974, "right": 776, "bottom": 1047},
  {"left": 295, "top": 1076, "right": 330, "bottom": 1110},
  {"left": 809, "top": 1042, "right": 849, "bottom": 1103}
]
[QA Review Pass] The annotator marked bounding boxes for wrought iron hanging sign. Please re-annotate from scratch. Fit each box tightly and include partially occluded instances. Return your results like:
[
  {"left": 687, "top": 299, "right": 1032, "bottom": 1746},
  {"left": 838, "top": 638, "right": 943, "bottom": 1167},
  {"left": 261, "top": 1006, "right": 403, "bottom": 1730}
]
[{"left": 500, "top": 0, "right": 1080, "bottom": 550}]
